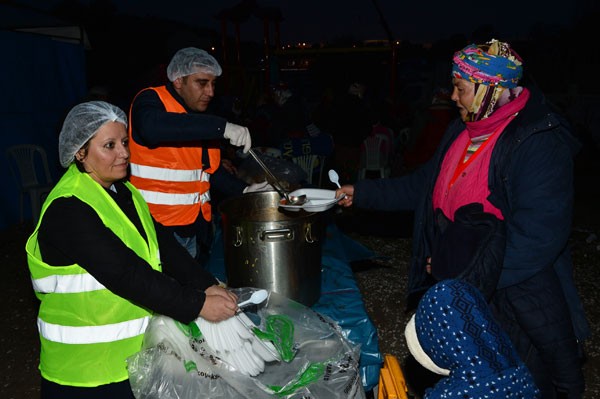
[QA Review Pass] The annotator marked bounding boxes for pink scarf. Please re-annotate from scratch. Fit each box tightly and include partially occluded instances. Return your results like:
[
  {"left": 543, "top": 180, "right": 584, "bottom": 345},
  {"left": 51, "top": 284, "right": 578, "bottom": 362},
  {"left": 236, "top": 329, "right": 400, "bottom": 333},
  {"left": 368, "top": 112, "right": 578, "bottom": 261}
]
[{"left": 432, "top": 88, "right": 530, "bottom": 221}]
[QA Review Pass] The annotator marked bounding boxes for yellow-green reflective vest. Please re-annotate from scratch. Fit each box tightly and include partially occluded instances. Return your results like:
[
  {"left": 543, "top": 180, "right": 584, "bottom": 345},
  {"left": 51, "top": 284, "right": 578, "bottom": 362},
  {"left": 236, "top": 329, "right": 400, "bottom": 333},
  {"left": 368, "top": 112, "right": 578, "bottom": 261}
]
[{"left": 26, "top": 164, "right": 162, "bottom": 387}]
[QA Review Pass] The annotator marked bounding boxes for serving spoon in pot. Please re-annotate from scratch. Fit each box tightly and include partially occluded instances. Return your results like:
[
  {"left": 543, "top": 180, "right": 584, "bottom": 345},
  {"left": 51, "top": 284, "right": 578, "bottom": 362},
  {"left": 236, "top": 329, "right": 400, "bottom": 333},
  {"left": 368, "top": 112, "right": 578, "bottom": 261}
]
[{"left": 247, "top": 148, "right": 307, "bottom": 205}]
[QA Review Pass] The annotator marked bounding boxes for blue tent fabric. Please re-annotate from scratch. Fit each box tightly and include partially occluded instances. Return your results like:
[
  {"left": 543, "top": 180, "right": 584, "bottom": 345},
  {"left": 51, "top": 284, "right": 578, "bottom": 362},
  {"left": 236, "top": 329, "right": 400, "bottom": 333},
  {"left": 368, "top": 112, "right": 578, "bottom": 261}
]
[
  {"left": 208, "top": 220, "right": 383, "bottom": 392},
  {"left": 0, "top": 30, "right": 86, "bottom": 229}
]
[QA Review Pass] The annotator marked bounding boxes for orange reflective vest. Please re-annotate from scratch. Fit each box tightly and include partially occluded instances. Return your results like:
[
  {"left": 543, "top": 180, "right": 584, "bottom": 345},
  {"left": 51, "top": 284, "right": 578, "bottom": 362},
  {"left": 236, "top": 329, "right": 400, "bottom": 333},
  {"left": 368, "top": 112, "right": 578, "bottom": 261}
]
[{"left": 128, "top": 86, "right": 220, "bottom": 225}]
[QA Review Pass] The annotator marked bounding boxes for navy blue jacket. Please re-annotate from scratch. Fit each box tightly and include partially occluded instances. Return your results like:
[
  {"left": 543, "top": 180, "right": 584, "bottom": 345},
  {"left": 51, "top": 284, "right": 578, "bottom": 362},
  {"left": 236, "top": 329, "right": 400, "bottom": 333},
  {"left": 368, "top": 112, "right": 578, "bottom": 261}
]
[{"left": 354, "top": 87, "right": 588, "bottom": 396}]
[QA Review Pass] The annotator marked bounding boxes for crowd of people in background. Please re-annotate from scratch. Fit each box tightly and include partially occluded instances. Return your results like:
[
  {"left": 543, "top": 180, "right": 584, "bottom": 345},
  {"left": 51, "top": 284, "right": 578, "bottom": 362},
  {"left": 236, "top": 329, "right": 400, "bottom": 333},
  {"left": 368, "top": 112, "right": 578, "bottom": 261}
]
[{"left": 85, "top": 47, "right": 598, "bottom": 191}]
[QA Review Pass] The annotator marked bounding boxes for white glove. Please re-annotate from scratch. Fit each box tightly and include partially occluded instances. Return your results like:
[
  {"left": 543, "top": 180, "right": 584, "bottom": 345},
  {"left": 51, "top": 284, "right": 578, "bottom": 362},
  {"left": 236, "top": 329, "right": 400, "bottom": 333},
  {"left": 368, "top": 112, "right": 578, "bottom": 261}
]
[
  {"left": 224, "top": 122, "right": 252, "bottom": 153},
  {"left": 243, "top": 181, "right": 274, "bottom": 194}
]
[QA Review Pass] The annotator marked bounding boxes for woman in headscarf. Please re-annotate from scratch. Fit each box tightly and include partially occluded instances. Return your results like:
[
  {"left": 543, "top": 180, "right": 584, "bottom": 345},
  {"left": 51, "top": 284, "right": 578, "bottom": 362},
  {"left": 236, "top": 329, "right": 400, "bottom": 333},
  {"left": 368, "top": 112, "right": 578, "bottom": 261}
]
[
  {"left": 336, "top": 39, "right": 587, "bottom": 398},
  {"left": 26, "top": 101, "right": 238, "bottom": 398}
]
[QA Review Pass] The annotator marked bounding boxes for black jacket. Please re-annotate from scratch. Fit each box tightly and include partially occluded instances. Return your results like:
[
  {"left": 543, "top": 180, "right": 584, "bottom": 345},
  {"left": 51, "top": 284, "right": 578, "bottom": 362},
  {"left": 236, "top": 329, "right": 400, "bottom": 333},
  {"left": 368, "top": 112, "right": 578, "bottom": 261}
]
[{"left": 38, "top": 181, "right": 217, "bottom": 324}]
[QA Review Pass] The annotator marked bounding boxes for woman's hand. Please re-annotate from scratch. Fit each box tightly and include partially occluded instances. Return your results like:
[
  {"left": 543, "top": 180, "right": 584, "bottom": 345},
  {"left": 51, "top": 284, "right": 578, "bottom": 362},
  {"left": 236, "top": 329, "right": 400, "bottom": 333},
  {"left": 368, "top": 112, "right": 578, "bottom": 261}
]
[
  {"left": 336, "top": 184, "right": 355, "bottom": 207},
  {"left": 199, "top": 285, "right": 238, "bottom": 322},
  {"left": 205, "top": 285, "right": 238, "bottom": 302}
]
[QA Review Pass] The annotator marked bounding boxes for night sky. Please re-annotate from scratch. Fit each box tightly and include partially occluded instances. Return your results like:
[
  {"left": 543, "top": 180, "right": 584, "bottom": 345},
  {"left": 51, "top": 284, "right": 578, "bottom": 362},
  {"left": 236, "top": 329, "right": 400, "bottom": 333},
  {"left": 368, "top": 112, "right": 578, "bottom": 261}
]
[
  {"left": 17, "top": 0, "right": 588, "bottom": 44},
  {"left": 120, "top": 0, "right": 587, "bottom": 44}
]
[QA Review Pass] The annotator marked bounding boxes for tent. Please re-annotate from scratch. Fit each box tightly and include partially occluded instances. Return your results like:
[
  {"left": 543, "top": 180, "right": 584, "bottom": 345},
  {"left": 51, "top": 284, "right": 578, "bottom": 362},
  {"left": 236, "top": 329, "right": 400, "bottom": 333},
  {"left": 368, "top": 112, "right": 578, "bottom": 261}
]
[{"left": 1, "top": 4, "right": 87, "bottom": 229}]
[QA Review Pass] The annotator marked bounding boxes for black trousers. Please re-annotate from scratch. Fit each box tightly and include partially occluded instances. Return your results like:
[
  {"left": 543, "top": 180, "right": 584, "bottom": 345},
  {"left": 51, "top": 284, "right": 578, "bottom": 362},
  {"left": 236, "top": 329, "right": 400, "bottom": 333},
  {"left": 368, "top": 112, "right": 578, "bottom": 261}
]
[{"left": 41, "top": 378, "right": 135, "bottom": 399}]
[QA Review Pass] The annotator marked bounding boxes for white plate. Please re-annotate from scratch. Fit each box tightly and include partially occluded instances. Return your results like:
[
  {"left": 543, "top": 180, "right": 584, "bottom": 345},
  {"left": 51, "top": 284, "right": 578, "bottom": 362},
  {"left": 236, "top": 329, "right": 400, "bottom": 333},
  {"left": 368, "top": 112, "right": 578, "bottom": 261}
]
[{"left": 279, "top": 188, "right": 341, "bottom": 212}]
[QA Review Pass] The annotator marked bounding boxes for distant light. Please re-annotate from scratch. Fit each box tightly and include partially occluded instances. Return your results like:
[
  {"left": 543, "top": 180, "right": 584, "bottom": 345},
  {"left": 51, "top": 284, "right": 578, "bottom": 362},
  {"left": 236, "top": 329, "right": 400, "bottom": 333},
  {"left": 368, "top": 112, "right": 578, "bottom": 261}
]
[{"left": 211, "top": 46, "right": 216, "bottom": 51}]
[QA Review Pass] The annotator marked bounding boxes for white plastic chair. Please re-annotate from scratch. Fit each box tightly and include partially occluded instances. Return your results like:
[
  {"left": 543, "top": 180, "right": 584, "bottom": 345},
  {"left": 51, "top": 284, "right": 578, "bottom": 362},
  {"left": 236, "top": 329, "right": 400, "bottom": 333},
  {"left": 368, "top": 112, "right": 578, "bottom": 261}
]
[
  {"left": 6, "top": 144, "right": 54, "bottom": 223},
  {"left": 292, "top": 154, "right": 326, "bottom": 186},
  {"left": 358, "top": 135, "right": 390, "bottom": 179}
]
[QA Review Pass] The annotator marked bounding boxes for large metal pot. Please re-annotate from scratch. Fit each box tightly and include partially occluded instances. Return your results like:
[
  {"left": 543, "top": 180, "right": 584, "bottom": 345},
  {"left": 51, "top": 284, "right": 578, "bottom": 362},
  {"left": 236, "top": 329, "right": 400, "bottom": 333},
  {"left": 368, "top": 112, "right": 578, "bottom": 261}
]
[{"left": 219, "top": 191, "right": 323, "bottom": 306}]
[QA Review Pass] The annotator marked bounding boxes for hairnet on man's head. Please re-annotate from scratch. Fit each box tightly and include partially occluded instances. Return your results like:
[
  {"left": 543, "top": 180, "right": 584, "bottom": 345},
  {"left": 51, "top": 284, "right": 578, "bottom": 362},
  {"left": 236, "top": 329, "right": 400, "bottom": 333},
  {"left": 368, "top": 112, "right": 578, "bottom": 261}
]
[
  {"left": 58, "top": 101, "right": 127, "bottom": 168},
  {"left": 166, "top": 47, "right": 222, "bottom": 82}
]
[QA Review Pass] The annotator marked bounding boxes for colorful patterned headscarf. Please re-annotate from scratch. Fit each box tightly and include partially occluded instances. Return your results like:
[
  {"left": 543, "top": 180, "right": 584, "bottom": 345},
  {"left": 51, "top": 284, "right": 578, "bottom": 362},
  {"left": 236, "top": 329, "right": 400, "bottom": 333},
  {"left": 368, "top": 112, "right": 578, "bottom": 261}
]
[{"left": 452, "top": 39, "right": 524, "bottom": 121}]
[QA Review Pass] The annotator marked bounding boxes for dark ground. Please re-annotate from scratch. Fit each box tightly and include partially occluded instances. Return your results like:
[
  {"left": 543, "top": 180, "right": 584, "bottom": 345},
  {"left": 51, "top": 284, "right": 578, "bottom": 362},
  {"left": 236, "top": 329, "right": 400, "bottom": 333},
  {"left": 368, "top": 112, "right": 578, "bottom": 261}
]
[{"left": 1, "top": 153, "right": 599, "bottom": 398}]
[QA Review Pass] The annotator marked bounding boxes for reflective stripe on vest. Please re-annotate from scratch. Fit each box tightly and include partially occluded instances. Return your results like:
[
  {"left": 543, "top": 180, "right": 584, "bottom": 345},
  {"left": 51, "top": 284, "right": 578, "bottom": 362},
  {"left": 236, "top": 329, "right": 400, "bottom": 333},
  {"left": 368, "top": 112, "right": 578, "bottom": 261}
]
[
  {"left": 130, "top": 163, "right": 210, "bottom": 183},
  {"left": 137, "top": 189, "right": 210, "bottom": 206},
  {"left": 131, "top": 163, "right": 211, "bottom": 205},
  {"left": 26, "top": 165, "right": 161, "bottom": 387},
  {"left": 128, "top": 86, "right": 220, "bottom": 224},
  {"left": 38, "top": 317, "right": 149, "bottom": 344},
  {"left": 32, "top": 273, "right": 105, "bottom": 293}
]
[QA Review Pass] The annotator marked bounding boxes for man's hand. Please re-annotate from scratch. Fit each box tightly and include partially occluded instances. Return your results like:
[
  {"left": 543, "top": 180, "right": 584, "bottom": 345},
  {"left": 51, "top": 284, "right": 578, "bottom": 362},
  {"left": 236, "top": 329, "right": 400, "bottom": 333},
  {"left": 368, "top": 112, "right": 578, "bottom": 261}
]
[{"left": 224, "top": 122, "right": 252, "bottom": 153}]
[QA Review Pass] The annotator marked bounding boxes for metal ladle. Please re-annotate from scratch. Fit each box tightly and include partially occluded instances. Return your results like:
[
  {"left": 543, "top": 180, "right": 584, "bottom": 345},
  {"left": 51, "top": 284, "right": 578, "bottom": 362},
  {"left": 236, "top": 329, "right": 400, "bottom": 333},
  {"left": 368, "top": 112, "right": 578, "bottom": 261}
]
[{"left": 247, "top": 148, "right": 307, "bottom": 205}]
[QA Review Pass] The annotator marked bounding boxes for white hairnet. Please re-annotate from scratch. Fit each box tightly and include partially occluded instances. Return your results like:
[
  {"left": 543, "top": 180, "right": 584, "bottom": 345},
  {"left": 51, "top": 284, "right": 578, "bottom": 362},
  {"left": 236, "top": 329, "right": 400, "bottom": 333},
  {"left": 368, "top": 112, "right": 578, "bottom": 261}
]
[
  {"left": 166, "top": 47, "right": 222, "bottom": 82},
  {"left": 58, "top": 101, "right": 127, "bottom": 168}
]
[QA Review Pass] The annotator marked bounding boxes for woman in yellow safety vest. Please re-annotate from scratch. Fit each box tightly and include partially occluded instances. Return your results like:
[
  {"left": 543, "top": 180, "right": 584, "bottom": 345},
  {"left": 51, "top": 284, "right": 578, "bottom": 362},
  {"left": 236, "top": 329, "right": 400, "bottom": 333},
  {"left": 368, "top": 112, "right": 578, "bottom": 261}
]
[{"left": 26, "top": 101, "right": 238, "bottom": 398}]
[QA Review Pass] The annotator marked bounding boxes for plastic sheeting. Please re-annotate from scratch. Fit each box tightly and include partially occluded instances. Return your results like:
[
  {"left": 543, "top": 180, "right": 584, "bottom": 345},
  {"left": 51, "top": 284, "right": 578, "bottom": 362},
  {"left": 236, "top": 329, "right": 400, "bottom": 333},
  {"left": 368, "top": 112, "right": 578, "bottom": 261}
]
[
  {"left": 128, "top": 289, "right": 366, "bottom": 398},
  {"left": 207, "top": 218, "right": 383, "bottom": 392}
]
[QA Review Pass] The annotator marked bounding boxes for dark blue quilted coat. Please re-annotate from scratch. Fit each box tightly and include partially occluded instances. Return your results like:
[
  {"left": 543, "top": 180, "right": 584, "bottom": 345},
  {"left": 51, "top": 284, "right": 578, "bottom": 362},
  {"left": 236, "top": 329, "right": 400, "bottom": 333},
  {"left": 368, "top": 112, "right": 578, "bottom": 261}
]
[{"left": 353, "top": 87, "right": 588, "bottom": 398}]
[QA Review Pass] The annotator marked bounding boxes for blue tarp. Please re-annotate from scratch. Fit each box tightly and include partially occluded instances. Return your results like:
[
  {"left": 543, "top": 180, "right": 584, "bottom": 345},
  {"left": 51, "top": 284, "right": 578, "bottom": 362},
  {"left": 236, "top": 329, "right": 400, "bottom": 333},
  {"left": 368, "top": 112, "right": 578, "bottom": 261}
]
[
  {"left": 207, "top": 220, "right": 383, "bottom": 392},
  {"left": 0, "top": 30, "right": 86, "bottom": 229}
]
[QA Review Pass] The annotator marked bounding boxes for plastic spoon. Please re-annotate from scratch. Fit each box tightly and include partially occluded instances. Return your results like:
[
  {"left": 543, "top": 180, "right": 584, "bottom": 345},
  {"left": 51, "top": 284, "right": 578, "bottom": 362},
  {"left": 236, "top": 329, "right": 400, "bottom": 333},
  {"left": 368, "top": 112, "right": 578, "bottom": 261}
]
[
  {"left": 328, "top": 169, "right": 346, "bottom": 200},
  {"left": 328, "top": 169, "right": 341, "bottom": 189},
  {"left": 237, "top": 289, "right": 268, "bottom": 309}
]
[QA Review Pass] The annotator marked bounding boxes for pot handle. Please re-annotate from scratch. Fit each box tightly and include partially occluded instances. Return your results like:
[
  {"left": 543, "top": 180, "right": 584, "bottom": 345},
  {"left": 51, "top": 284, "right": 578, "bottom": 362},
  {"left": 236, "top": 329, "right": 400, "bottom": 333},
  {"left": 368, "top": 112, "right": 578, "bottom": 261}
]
[
  {"left": 260, "top": 228, "right": 294, "bottom": 241},
  {"left": 233, "top": 226, "right": 243, "bottom": 247},
  {"left": 305, "top": 223, "right": 318, "bottom": 243}
]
